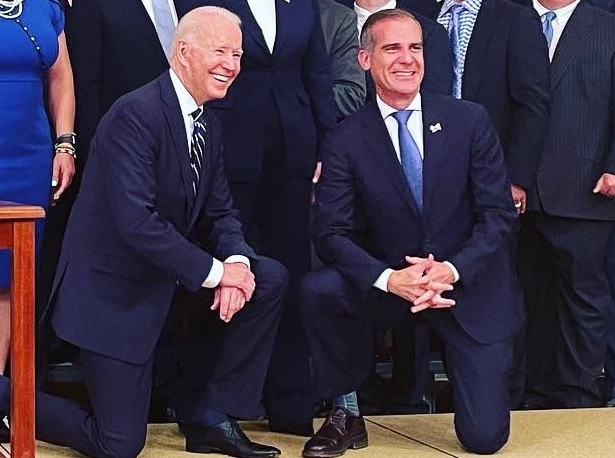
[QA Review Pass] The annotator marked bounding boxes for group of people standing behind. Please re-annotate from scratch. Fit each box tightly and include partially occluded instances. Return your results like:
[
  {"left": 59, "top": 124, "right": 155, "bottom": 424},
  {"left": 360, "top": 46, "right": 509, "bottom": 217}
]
[{"left": 1, "top": 0, "right": 615, "bottom": 457}]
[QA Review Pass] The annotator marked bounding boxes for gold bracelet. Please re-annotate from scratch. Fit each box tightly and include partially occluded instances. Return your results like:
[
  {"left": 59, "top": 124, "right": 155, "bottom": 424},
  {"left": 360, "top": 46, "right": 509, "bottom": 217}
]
[{"left": 55, "top": 147, "right": 77, "bottom": 159}]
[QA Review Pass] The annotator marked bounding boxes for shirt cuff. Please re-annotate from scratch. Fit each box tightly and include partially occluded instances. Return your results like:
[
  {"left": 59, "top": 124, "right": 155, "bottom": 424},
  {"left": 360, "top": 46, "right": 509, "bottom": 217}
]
[
  {"left": 443, "top": 261, "right": 460, "bottom": 283},
  {"left": 202, "top": 258, "right": 224, "bottom": 288},
  {"left": 201, "top": 255, "right": 251, "bottom": 289},
  {"left": 373, "top": 268, "right": 394, "bottom": 292},
  {"left": 224, "top": 255, "right": 250, "bottom": 268}
]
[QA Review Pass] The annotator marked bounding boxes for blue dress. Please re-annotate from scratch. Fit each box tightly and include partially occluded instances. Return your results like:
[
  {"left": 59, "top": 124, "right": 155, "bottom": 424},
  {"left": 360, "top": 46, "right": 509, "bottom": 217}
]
[{"left": 0, "top": 0, "right": 64, "bottom": 286}]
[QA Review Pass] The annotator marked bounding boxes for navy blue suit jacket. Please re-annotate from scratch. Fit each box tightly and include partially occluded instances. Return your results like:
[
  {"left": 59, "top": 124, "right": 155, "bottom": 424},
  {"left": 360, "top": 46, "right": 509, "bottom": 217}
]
[
  {"left": 336, "top": 0, "right": 453, "bottom": 95},
  {"left": 50, "top": 72, "right": 255, "bottom": 364},
  {"left": 313, "top": 94, "right": 523, "bottom": 344},
  {"left": 404, "top": 0, "right": 551, "bottom": 190},
  {"left": 185, "top": 0, "right": 337, "bottom": 180}
]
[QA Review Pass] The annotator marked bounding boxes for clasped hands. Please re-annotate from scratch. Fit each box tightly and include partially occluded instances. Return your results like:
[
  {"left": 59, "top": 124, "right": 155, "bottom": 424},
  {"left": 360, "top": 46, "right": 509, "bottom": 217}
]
[
  {"left": 387, "top": 254, "right": 456, "bottom": 314},
  {"left": 211, "top": 262, "right": 255, "bottom": 323}
]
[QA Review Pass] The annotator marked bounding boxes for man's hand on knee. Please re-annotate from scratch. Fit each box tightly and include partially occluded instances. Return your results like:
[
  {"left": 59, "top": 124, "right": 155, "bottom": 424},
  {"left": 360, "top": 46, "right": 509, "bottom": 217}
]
[{"left": 219, "top": 262, "right": 255, "bottom": 300}]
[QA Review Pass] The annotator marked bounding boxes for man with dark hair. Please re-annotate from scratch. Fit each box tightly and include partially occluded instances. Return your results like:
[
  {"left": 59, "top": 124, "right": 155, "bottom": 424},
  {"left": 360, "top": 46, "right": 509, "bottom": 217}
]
[{"left": 300, "top": 9, "right": 523, "bottom": 457}]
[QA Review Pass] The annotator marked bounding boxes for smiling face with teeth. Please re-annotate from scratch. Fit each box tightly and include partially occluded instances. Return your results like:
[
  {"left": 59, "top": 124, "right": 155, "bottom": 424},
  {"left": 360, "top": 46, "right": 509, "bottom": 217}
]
[
  {"left": 173, "top": 10, "right": 243, "bottom": 105},
  {"left": 358, "top": 12, "right": 424, "bottom": 110}
]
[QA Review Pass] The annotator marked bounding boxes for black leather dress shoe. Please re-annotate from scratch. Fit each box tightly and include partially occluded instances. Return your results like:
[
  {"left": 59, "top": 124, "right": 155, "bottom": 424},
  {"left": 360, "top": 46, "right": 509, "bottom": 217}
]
[
  {"left": 302, "top": 407, "right": 368, "bottom": 458},
  {"left": 184, "top": 419, "right": 280, "bottom": 457}
]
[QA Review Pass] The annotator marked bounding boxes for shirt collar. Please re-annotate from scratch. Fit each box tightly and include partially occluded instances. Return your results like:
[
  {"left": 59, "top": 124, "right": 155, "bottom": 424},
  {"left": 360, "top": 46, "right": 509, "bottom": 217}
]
[
  {"left": 376, "top": 93, "right": 422, "bottom": 120},
  {"left": 354, "top": 0, "right": 397, "bottom": 26},
  {"left": 439, "top": 0, "right": 482, "bottom": 17},
  {"left": 169, "top": 69, "right": 200, "bottom": 119},
  {"left": 533, "top": 0, "right": 580, "bottom": 22}
]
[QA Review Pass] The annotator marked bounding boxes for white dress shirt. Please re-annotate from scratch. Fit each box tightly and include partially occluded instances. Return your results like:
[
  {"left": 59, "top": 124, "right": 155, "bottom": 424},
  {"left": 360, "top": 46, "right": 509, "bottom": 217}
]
[
  {"left": 354, "top": 0, "right": 397, "bottom": 35},
  {"left": 247, "top": 0, "right": 277, "bottom": 53},
  {"left": 533, "top": 0, "right": 581, "bottom": 61},
  {"left": 169, "top": 70, "right": 250, "bottom": 288},
  {"left": 372, "top": 94, "right": 459, "bottom": 292},
  {"left": 141, "top": 0, "right": 179, "bottom": 28}
]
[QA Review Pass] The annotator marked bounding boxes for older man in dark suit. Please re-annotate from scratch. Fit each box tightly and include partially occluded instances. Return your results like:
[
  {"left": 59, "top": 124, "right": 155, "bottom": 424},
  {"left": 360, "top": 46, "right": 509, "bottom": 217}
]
[
  {"left": 39, "top": 0, "right": 193, "bottom": 368},
  {"left": 2, "top": 7, "right": 287, "bottom": 458},
  {"left": 300, "top": 10, "right": 523, "bottom": 457},
  {"left": 516, "top": 0, "right": 615, "bottom": 409}
]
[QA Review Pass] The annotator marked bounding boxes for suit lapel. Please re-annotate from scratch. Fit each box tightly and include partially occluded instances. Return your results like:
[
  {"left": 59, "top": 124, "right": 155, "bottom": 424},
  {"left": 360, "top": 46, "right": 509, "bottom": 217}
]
[
  {"left": 159, "top": 72, "right": 195, "bottom": 212},
  {"left": 421, "top": 94, "right": 446, "bottom": 213},
  {"left": 272, "top": 0, "right": 289, "bottom": 55},
  {"left": 221, "top": 0, "right": 271, "bottom": 55},
  {"left": 462, "top": 0, "right": 498, "bottom": 100},
  {"left": 362, "top": 103, "right": 421, "bottom": 216},
  {"left": 550, "top": 3, "right": 593, "bottom": 91},
  {"left": 130, "top": 0, "right": 167, "bottom": 59}
]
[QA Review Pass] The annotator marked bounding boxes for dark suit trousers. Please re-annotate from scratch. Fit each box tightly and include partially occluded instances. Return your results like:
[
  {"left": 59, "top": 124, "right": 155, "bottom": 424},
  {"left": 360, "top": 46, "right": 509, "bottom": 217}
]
[
  {"left": 519, "top": 213, "right": 613, "bottom": 407},
  {"left": 24, "top": 257, "right": 286, "bottom": 458},
  {"left": 604, "top": 229, "right": 615, "bottom": 397},
  {"left": 157, "top": 257, "right": 288, "bottom": 421},
  {"left": 300, "top": 268, "right": 512, "bottom": 455},
  {"left": 228, "top": 99, "right": 314, "bottom": 427},
  {"left": 35, "top": 349, "right": 153, "bottom": 458},
  {"left": 604, "top": 230, "right": 615, "bottom": 400}
]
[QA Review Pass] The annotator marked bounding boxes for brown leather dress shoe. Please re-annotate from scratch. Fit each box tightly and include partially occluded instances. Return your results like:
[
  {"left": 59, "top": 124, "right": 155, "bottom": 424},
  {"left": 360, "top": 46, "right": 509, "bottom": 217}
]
[{"left": 302, "top": 407, "right": 368, "bottom": 458}]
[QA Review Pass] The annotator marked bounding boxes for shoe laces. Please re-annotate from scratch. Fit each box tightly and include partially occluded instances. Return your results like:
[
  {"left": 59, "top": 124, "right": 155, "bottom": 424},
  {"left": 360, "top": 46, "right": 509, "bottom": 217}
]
[{"left": 328, "top": 408, "right": 348, "bottom": 430}]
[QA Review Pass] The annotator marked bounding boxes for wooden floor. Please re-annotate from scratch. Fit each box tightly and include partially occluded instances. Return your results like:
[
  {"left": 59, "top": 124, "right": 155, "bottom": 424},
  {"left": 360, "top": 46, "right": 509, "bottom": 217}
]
[{"left": 3, "top": 409, "right": 615, "bottom": 457}]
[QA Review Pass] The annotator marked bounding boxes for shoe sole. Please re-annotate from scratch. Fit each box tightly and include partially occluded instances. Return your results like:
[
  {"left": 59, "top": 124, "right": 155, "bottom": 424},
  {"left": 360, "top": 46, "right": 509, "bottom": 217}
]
[
  {"left": 186, "top": 445, "right": 280, "bottom": 458},
  {"left": 302, "top": 436, "right": 368, "bottom": 458}
]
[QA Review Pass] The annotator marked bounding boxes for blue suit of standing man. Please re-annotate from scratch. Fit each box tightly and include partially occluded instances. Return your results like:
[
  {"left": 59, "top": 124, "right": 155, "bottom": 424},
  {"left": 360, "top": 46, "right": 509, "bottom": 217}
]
[
  {"left": 2, "top": 7, "right": 287, "bottom": 458},
  {"left": 300, "top": 9, "right": 523, "bottom": 458}
]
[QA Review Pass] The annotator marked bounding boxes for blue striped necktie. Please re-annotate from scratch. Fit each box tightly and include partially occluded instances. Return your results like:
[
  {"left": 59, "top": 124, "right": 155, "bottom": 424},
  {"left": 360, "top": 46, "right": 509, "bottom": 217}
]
[
  {"left": 190, "top": 108, "right": 206, "bottom": 196},
  {"left": 541, "top": 11, "right": 556, "bottom": 48},
  {"left": 392, "top": 110, "right": 423, "bottom": 211},
  {"left": 448, "top": 3, "right": 465, "bottom": 99}
]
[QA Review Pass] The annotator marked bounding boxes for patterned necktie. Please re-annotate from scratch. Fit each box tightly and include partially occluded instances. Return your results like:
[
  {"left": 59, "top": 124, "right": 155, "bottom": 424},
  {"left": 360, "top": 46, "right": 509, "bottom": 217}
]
[
  {"left": 392, "top": 110, "right": 423, "bottom": 211},
  {"left": 190, "top": 108, "right": 206, "bottom": 196},
  {"left": 152, "top": 0, "right": 175, "bottom": 59},
  {"left": 448, "top": 3, "right": 465, "bottom": 99},
  {"left": 541, "top": 11, "right": 556, "bottom": 48}
]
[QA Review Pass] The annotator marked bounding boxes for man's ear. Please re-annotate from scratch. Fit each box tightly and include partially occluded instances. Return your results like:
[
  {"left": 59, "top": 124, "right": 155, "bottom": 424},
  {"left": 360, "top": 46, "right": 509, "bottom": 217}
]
[
  {"left": 176, "top": 40, "right": 190, "bottom": 67},
  {"left": 358, "top": 49, "right": 371, "bottom": 71}
]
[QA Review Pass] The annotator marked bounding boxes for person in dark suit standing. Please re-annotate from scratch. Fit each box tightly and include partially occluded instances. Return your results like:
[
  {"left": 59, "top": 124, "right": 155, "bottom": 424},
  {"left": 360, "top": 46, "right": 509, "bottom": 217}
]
[
  {"left": 65, "top": 0, "right": 194, "bottom": 161},
  {"left": 183, "top": 0, "right": 337, "bottom": 437},
  {"left": 404, "top": 0, "right": 550, "bottom": 214},
  {"left": 337, "top": 0, "right": 453, "bottom": 96},
  {"left": 300, "top": 10, "right": 523, "bottom": 457},
  {"left": 320, "top": 0, "right": 366, "bottom": 120},
  {"left": 516, "top": 0, "right": 615, "bottom": 409},
  {"left": 2, "top": 7, "right": 287, "bottom": 458}
]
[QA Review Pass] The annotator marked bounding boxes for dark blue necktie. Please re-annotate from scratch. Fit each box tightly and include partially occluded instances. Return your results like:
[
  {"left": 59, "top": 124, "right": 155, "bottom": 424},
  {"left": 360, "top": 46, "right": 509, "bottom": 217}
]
[
  {"left": 541, "top": 11, "right": 556, "bottom": 48},
  {"left": 392, "top": 110, "right": 423, "bottom": 211},
  {"left": 190, "top": 108, "right": 206, "bottom": 196}
]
